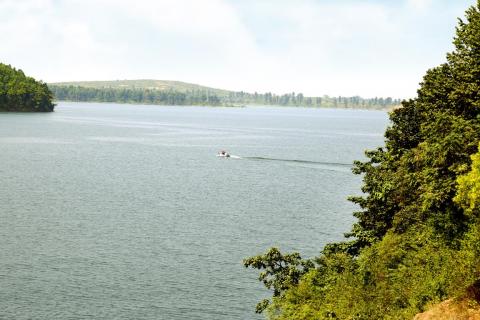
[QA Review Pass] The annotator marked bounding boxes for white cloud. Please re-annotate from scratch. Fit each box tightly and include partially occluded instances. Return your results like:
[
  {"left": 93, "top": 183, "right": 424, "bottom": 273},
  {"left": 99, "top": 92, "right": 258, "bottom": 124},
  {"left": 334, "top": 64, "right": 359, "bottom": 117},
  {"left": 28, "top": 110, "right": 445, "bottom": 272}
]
[
  {"left": 0, "top": 0, "right": 260, "bottom": 80},
  {"left": 0, "top": 0, "right": 473, "bottom": 97},
  {"left": 407, "top": 0, "right": 433, "bottom": 11}
]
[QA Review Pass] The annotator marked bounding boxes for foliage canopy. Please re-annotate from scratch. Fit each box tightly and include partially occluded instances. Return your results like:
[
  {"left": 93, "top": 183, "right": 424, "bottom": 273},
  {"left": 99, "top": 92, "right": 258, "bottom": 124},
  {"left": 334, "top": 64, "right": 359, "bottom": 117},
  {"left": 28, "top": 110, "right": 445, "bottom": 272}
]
[{"left": 0, "top": 63, "right": 54, "bottom": 112}]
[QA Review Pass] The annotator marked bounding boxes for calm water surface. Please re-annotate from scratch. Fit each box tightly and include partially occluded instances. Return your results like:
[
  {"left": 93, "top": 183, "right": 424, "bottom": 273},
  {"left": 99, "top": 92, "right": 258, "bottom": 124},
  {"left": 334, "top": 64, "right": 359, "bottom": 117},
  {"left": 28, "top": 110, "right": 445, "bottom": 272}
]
[{"left": 0, "top": 103, "right": 389, "bottom": 319}]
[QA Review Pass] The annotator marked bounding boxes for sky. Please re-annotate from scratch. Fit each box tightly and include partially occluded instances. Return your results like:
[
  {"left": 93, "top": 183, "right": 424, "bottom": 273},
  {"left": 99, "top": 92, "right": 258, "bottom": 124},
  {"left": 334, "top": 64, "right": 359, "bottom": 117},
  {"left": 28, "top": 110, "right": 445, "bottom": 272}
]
[{"left": 0, "top": 0, "right": 477, "bottom": 98}]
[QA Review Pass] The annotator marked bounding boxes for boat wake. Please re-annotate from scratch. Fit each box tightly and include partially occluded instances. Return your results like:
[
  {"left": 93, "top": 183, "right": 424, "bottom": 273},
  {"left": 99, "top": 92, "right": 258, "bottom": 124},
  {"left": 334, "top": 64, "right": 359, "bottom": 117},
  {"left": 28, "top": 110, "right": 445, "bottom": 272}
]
[
  {"left": 216, "top": 153, "right": 351, "bottom": 171},
  {"left": 243, "top": 156, "right": 351, "bottom": 167}
]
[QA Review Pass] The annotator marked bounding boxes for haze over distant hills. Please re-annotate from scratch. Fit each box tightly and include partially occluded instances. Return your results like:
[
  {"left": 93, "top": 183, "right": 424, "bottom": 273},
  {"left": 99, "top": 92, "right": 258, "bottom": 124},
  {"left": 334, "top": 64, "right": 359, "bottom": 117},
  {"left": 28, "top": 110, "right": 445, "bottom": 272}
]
[
  {"left": 50, "top": 79, "right": 231, "bottom": 96},
  {"left": 48, "top": 79, "right": 402, "bottom": 110}
]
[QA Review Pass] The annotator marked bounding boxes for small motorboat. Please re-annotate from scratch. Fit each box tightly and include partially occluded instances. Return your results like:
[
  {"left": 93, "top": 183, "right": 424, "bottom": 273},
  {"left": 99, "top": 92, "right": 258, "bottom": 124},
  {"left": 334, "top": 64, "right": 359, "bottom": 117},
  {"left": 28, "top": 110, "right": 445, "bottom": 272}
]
[{"left": 217, "top": 150, "right": 231, "bottom": 158}]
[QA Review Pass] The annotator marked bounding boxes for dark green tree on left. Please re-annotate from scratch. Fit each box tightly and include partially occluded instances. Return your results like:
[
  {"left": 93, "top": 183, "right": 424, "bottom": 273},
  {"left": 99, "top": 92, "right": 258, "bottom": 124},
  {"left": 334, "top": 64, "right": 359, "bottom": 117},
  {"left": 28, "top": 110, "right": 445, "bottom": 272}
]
[{"left": 0, "top": 63, "right": 55, "bottom": 112}]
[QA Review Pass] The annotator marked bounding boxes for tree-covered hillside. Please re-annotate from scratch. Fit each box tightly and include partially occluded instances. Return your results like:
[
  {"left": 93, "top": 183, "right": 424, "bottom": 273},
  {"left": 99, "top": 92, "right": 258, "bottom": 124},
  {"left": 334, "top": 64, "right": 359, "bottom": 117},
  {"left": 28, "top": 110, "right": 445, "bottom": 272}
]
[
  {"left": 48, "top": 80, "right": 401, "bottom": 110},
  {"left": 51, "top": 79, "right": 232, "bottom": 96},
  {"left": 245, "top": 2, "right": 480, "bottom": 319},
  {"left": 0, "top": 63, "right": 54, "bottom": 112}
]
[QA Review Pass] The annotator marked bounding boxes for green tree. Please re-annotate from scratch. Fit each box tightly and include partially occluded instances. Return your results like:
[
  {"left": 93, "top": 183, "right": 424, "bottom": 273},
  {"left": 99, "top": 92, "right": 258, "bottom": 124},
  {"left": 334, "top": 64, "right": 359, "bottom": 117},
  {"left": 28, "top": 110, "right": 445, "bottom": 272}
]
[
  {"left": 346, "top": 1, "right": 480, "bottom": 248},
  {"left": 0, "top": 63, "right": 54, "bottom": 112},
  {"left": 243, "top": 248, "right": 314, "bottom": 313},
  {"left": 455, "top": 144, "right": 480, "bottom": 217},
  {"left": 246, "top": 1, "right": 480, "bottom": 318}
]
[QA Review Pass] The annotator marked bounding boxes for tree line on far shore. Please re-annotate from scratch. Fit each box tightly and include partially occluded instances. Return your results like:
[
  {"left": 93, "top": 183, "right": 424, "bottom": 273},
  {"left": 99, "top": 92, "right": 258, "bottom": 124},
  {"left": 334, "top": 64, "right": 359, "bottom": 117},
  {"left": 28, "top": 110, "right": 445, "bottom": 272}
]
[{"left": 49, "top": 85, "right": 401, "bottom": 110}]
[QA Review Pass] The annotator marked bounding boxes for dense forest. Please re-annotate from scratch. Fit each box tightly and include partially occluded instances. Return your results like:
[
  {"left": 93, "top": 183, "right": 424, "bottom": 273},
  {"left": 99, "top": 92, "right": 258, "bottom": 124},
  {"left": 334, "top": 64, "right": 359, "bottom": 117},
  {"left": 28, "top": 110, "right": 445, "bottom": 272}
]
[
  {"left": 244, "top": 2, "right": 480, "bottom": 319},
  {"left": 49, "top": 84, "right": 401, "bottom": 110},
  {"left": 0, "top": 63, "right": 54, "bottom": 112}
]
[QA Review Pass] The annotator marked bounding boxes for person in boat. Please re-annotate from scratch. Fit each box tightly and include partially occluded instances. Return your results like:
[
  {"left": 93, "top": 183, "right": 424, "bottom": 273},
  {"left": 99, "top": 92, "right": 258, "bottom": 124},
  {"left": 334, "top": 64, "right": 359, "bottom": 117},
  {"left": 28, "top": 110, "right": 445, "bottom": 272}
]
[{"left": 218, "top": 150, "right": 230, "bottom": 157}]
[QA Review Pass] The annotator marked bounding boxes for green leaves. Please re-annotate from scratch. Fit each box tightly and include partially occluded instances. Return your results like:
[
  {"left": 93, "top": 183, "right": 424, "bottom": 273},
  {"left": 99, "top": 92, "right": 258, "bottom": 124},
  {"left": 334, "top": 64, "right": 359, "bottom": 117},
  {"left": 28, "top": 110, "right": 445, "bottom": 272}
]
[
  {"left": 455, "top": 144, "right": 480, "bottom": 217},
  {"left": 0, "top": 63, "right": 54, "bottom": 112},
  {"left": 243, "top": 248, "right": 314, "bottom": 313}
]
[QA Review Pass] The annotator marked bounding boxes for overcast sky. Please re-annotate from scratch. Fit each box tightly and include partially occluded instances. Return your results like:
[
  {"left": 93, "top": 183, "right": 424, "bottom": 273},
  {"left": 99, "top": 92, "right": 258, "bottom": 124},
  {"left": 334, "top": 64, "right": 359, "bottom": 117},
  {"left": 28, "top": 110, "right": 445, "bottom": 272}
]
[{"left": 0, "top": 0, "right": 476, "bottom": 98}]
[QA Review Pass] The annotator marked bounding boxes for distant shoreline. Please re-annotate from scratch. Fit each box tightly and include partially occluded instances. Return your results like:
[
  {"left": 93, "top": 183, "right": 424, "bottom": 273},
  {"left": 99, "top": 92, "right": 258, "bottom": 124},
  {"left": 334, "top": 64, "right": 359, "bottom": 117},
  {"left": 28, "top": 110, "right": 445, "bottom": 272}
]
[
  {"left": 48, "top": 80, "right": 401, "bottom": 111},
  {"left": 54, "top": 100, "right": 396, "bottom": 111}
]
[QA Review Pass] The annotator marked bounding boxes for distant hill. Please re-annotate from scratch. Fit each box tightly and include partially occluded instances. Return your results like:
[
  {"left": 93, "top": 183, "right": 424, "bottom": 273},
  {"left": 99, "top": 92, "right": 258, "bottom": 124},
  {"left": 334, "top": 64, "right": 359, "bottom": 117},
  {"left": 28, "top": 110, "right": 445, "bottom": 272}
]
[
  {"left": 50, "top": 79, "right": 231, "bottom": 96},
  {"left": 48, "top": 79, "right": 402, "bottom": 110}
]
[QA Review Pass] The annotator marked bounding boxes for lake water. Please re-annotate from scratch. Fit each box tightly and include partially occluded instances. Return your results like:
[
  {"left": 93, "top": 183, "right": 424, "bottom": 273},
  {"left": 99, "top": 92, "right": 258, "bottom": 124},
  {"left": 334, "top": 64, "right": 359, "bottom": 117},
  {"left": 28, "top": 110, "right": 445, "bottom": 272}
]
[{"left": 0, "top": 103, "right": 389, "bottom": 319}]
